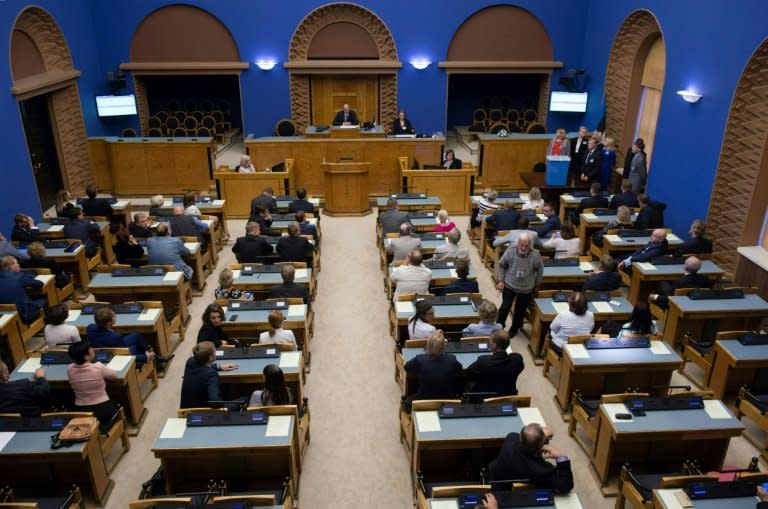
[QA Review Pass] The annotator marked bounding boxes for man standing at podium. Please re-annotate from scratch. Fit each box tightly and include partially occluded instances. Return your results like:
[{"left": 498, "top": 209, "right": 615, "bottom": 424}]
[{"left": 332, "top": 103, "right": 358, "bottom": 126}]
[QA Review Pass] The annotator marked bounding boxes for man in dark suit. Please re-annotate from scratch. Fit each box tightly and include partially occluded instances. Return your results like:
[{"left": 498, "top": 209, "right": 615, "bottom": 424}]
[
  {"left": 583, "top": 255, "right": 622, "bottom": 292},
  {"left": 80, "top": 184, "right": 113, "bottom": 219},
  {"left": 609, "top": 179, "right": 639, "bottom": 209},
  {"left": 294, "top": 210, "right": 318, "bottom": 243},
  {"left": 0, "top": 255, "right": 45, "bottom": 324},
  {"left": 0, "top": 360, "right": 50, "bottom": 416},
  {"left": 618, "top": 229, "right": 669, "bottom": 273},
  {"left": 268, "top": 264, "right": 310, "bottom": 304},
  {"left": 87, "top": 307, "right": 171, "bottom": 367},
  {"left": 168, "top": 206, "right": 209, "bottom": 248},
  {"left": 488, "top": 423, "right": 574, "bottom": 493},
  {"left": 63, "top": 207, "right": 100, "bottom": 257},
  {"left": 277, "top": 222, "right": 313, "bottom": 263},
  {"left": 11, "top": 214, "right": 41, "bottom": 243},
  {"left": 572, "top": 182, "right": 610, "bottom": 225},
  {"left": 232, "top": 221, "right": 273, "bottom": 263},
  {"left": 332, "top": 103, "right": 359, "bottom": 126},
  {"left": 288, "top": 187, "right": 314, "bottom": 214},
  {"left": 673, "top": 219, "right": 713, "bottom": 256},
  {"left": 180, "top": 341, "right": 238, "bottom": 408},
  {"left": 250, "top": 187, "right": 277, "bottom": 217},
  {"left": 649, "top": 256, "right": 712, "bottom": 308},
  {"left": 128, "top": 212, "right": 152, "bottom": 238},
  {"left": 532, "top": 203, "right": 561, "bottom": 237},
  {"left": 403, "top": 332, "right": 462, "bottom": 409},
  {"left": 485, "top": 199, "right": 521, "bottom": 232},
  {"left": 391, "top": 110, "right": 414, "bottom": 135},
  {"left": 379, "top": 199, "right": 410, "bottom": 236},
  {"left": 568, "top": 126, "right": 589, "bottom": 177},
  {"left": 443, "top": 260, "right": 479, "bottom": 294},
  {"left": 634, "top": 194, "right": 666, "bottom": 230},
  {"left": 465, "top": 330, "right": 524, "bottom": 396},
  {"left": 579, "top": 137, "right": 602, "bottom": 184}
]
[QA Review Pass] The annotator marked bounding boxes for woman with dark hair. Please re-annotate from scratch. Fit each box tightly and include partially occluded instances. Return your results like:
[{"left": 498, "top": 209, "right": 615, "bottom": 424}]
[
  {"left": 548, "top": 292, "right": 594, "bottom": 354},
  {"left": 617, "top": 301, "right": 656, "bottom": 338},
  {"left": 44, "top": 303, "right": 80, "bottom": 348},
  {"left": 112, "top": 226, "right": 143, "bottom": 266},
  {"left": 249, "top": 364, "right": 293, "bottom": 407},
  {"left": 66, "top": 340, "right": 118, "bottom": 426},
  {"left": 408, "top": 300, "right": 436, "bottom": 339},
  {"left": 441, "top": 149, "right": 463, "bottom": 169},
  {"left": 197, "top": 304, "right": 231, "bottom": 347},
  {"left": 627, "top": 138, "right": 647, "bottom": 194}
]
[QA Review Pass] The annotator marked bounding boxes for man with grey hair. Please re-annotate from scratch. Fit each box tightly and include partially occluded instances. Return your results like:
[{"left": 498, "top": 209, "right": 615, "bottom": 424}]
[
  {"left": 391, "top": 249, "right": 432, "bottom": 302},
  {"left": 617, "top": 228, "right": 668, "bottom": 272},
  {"left": 492, "top": 217, "right": 542, "bottom": 249},
  {"left": 649, "top": 256, "right": 711, "bottom": 308},
  {"left": 387, "top": 222, "right": 421, "bottom": 261},
  {"left": 149, "top": 194, "right": 170, "bottom": 217},
  {"left": 129, "top": 211, "right": 151, "bottom": 238},
  {"left": 277, "top": 221, "right": 312, "bottom": 263},
  {"left": 496, "top": 232, "right": 543, "bottom": 336},
  {"left": 0, "top": 359, "right": 50, "bottom": 416},
  {"left": 232, "top": 221, "right": 273, "bottom": 263},
  {"left": 169, "top": 205, "right": 209, "bottom": 247},
  {"left": 434, "top": 227, "right": 469, "bottom": 260},
  {"left": 147, "top": 223, "right": 192, "bottom": 280}
]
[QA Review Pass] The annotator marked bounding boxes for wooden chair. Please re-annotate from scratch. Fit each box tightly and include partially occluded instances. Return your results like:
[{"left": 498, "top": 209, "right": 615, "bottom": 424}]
[
  {"left": 399, "top": 399, "right": 461, "bottom": 460},
  {"left": 211, "top": 495, "right": 279, "bottom": 506},
  {"left": 24, "top": 267, "right": 75, "bottom": 304},
  {"left": 460, "top": 336, "right": 490, "bottom": 344},
  {"left": 0, "top": 486, "right": 83, "bottom": 508},
  {"left": 176, "top": 407, "right": 228, "bottom": 418},
  {"left": 615, "top": 464, "right": 718, "bottom": 509},
  {"left": 129, "top": 499, "right": 193, "bottom": 508},
  {"left": 680, "top": 329, "right": 753, "bottom": 386},
  {"left": 483, "top": 394, "right": 532, "bottom": 407},
  {"left": 569, "top": 391, "right": 648, "bottom": 458},
  {"left": 543, "top": 333, "right": 608, "bottom": 383},
  {"left": 245, "top": 402, "right": 310, "bottom": 470},
  {"left": 735, "top": 386, "right": 768, "bottom": 460}
]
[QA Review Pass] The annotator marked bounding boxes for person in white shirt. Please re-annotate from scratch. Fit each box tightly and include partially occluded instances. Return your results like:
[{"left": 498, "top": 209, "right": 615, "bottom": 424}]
[
  {"left": 249, "top": 364, "right": 293, "bottom": 407},
  {"left": 390, "top": 250, "right": 432, "bottom": 302},
  {"left": 44, "top": 303, "right": 80, "bottom": 348},
  {"left": 408, "top": 300, "right": 437, "bottom": 339},
  {"left": 549, "top": 292, "right": 594, "bottom": 353},
  {"left": 462, "top": 300, "right": 503, "bottom": 337},
  {"left": 543, "top": 223, "right": 581, "bottom": 258},
  {"left": 237, "top": 155, "right": 256, "bottom": 173},
  {"left": 433, "top": 228, "right": 470, "bottom": 260},
  {"left": 259, "top": 310, "right": 297, "bottom": 350},
  {"left": 522, "top": 186, "right": 544, "bottom": 210},
  {"left": 183, "top": 192, "right": 202, "bottom": 217}
]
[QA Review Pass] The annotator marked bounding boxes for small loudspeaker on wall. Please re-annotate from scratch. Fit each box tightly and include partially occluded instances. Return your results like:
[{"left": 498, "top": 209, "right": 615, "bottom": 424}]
[{"left": 107, "top": 71, "right": 127, "bottom": 93}]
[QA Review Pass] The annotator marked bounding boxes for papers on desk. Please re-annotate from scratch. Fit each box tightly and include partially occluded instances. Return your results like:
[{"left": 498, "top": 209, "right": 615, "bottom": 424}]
[
  {"left": 113, "top": 200, "right": 129, "bottom": 207},
  {"left": 0, "top": 314, "right": 11, "bottom": 329},
  {"left": 649, "top": 341, "right": 671, "bottom": 355},
  {"left": 265, "top": 415, "right": 292, "bottom": 437},
  {"left": 106, "top": 355, "right": 132, "bottom": 371},
  {"left": 415, "top": 411, "right": 442, "bottom": 433},
  {"left": 536, "top": 214, "right": 547, "bottom": 222},
  {"left": 592, "top": 301, "right": 614, "bottom": 313},
  {"left": 518, "top": 407, "right": 546, "bottom": 427},
  {"left": 603, "top": 234, "right": 620, "bottom": 243},
  {"left": 566, "top": 344, "right": 590, "bottom": 359},
  {"left": 17, "top": 357, "right": 41, "bottom": 373},
  {"left": 430, "top": 501, "right": 458, "bottom": 509},
  {"left": 286, "top": 304, "right": 306, "bottom": 319},
  {"left": 279, "top": 351, "right": 301, "bottom": 369},
  {"left": 295, "top": 268, "right": 309, "bottom": 279},
  {"left": 604, "top": 403, "right": 633, "bottom": 423},
  {"left": 159, "top": 418, "right": 186, "bottom": 439},
  {"left": 395, "top": 301, "right": 414, "bottom": 314},
  {"left": 35, "top": 274, "right": 54, "bottom": 285},
  {"left": 163, "top": 271, "right": 181, "bottom": 281},
  {"left": 579, "top": 262, "right": 594, "bottom": 272},
  {"left": 655, "top": 489, "right": 689, "bottom": 509},
  {"left": 0, "top": 432, "right": 15, "bottom": 452},
  {"left": 46, "top": 225, "right": 64, "bottom": 232},
  {"left": 582, "top": 213, "right": 598, "bottom": 220},
  {"left": 704, "top": 399, "right": 733, "bottom": 419},
  {"left": 552, "top": 302, "right": 570, "bottom": 314},
  {"left": 668, "top": 233, "right": 682, "bottom": 242},
  {"left": 138, "top": 308, "right": 161, "bottom": 321},
  {"left": 636, "top": 262, "right": 657, "bottom": 271},
  {"left": 448, "top": 269, "right": 457, "bottom": 278},
  {"left": 65, "top": 309, "right": 81, "bottom": 322},
  {"left": 183, "top": 242, "right": 198, "bottom": 251},
  {"left": 231, "top": 270, "right": 242, "bottom": 279},
  {"left": 554, "top": 493, "right": 584, "bottom": 509}
]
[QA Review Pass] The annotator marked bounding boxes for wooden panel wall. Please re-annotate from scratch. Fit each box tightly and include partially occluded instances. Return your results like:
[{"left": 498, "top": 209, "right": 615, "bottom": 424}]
[
  {"left": 479, "top": 138, "right": 550, "bottom": 189},
  {"left": 310, "top": 76, "right": 378, "bottom": 125}
]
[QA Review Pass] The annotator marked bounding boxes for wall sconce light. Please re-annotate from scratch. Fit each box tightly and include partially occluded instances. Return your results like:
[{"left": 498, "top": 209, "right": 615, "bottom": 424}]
[
  {"left": 676, "top": 89, "right": 702, "bottom": 103},
  {"left": 410, "top": 58, "right": 431, "bottom": 70},
  {"left": 255, "top": 58, "right": 277, "bottom": 71}
]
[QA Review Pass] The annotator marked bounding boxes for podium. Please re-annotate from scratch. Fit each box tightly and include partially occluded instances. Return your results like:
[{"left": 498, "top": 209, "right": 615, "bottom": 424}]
[{"left": 322, "top": 162, "right": 371, "bottom": 216}]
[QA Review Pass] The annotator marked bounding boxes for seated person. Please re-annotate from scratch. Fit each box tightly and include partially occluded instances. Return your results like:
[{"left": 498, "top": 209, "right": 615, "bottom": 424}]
[
  {"left": 63, "top": 207, "right": 100, "bottom": 258},
  {"left": 473, "top": 189, "right": 499, "bottom": 228},
  {"left": 487, "top": 423, "right": 574, "bottom": 493},
  {"left": 332, "top": 103, "right": 358, "bottom": 126},
  {"left": 441, "top": 149, "right": 462, "bottom": 169},
  {"left": 295, "top": 210, "right": 318, "bottom": 243},
  {"left": 180, "top": 341, "right": 238, "bottom": 409},
  {"left": 609, "top": 178, "right": 639, "bottom": 209},
  {"left": 44, "top": 303, "right": 80, "bottom": 348},
  {"left": 235, "top": 154, "right": 256, "bottom": 173},
  {"left": 543, "top": 222, "right": 581, "bottom": 259},
  {"left": 387, "top": 222, "right": 421, "bottom": 261},
  {"left": 0, "top": 360, "right": 50, "bottom": 417},
  {"left": 277, "top": 222, "right": 313, "bottom": 263},
  {"left": 66, "top": 340, "right": 118, "bottom": 426},
  {"left": 571, "top": 182, "right": 609, "bottom": 225},
  {"left": 649, "top": 256, "right": 711, "bottom": 308},
  {"left": 462, "top": 299, "right": 503, "bottom": 337},
  {"left": 288, "top": 187, "right": 315, "bottom": 214},
  {"left": 80, "top": 184, "right": 113, "bottom": 219},
  {"left": 112, "top": 226, "right": 144, "bottom": 267},
  {"left": 148, "top": 194, "right": 171, "bottom": 217},
  {"left": 522, "top": 187, "right": 544, "bottom": 210},
  {"left": 250, "top": 206, "right": 280, "bottom": 236},
  {"left": 674, "top": 219, "right": 713, "bottom": 256},
  {"left": 532, "top": 203, "right": 561, "bottom": 237},
  {"left": 549, "top": 292, "right": 594, "bottom": 354},
  {"left": 466, "top": 330, "right": 524, "bottom": 396},
  {"left": 250, "top": 187, "right": 278, "bottom": 216},
  {"left": 0, "top": 255, "right": 45, "bottom": 324},
  {"left": 259, "top": 310, "right": 297, "bottom": 350},
  {"left": 169, "top": 205, "right": 209, "bottom": 248},
  {"left": 182, "top": 191, "right": 201, "bottom": 217},
  {"left": 391, "top": 109, "right": 414, "bottom": 135},
  {"left": 214, "top": 268, "right": 253, "bottom": 301},
  {"left": 617, "top": 228, "right": 669, "bottom": 273},
  {"left": 443, "top": 259, "right": 479, "bottom": 294},
  {"left": 634, "top": 193, "right": 666, "bottom": 230},
  {"left": 87, "top": 307, "right": 168, "bottom": 367},
  {"left": 232, "top": 221, "right": 274, "bottom": 263},
  {"left": 55, "top": 189, "right": 76, "bottom": 219},
  {"left": 616, "top": 300, "right": 656, "bottom": 338},
  {"left": 582, "top": 255, "right": 621, "bottom": 292},
  {"left": 379, "top": 199, "right": 410, "bottom": 236},
  {"left": 433, "top": 209, "right": 456, "bottom": 233},
  {"left": 147, "top": 223, "right": 193, "bottom": 280},
  {"left": 492, "top": 217, "right": 542, "bottom": 249},
  {"left": 408, "top": 300, "right": 436, "bottom": 340},
  {"left": 249, "top": 364, "right": 293, "bottom": 407},
  {"left": 403, "top": 331, "right": 462, "bottom": 409},
  {"left": 0, "top": 232, "right": 30, "bottom": 261},
  {"left": 268, "top": 264, "right": 310, "bottom": 304},
  {"left": 486, "top": 199, "right": 521, "bottom": 233},
  {"left": 391, "top": 250, "right": 431, "bottom": 302},
  {"left": 23, "top": 241, "right": 70, "bottom": 288},
  {"left": 128, "top": 212, "right": 152, "bottom": 238},
  {"left": 433, "top": 228, "right": 469, "bottom": 260},
  {"left": 11, "top": 213, "right": 41, "bottom": 243},
  {"left": 592, "top": 205, "right": 634, "bottom": 247},
  {"left": 197, "top": 304, "right": 232, "bottom": 347}
]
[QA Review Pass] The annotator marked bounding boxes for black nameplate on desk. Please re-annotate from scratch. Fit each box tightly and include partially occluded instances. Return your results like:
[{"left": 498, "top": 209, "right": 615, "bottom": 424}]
[
  {"left": 46, "top": 218, "right": 70, "bottom": 225},
  {"left": 0, "top": 416, "right": 68, "bottom": 432},
  {"left": 586, "top": 292, "right": 611, "bottom": 302},
  {"left": 77, "top": 197, "right": 117, "bottom": 205},
  {"left": 495, "top": 192, "right": 521, "bottom": 199},
  {"left": 519, "top": 210, "right": 539, "bottom": 218},
  {"left": 628, "top": 396, "right": 704, "bottom": 416},
  {"left": 415, "top": 295, "right": 478, "bottom": 308},
  {"left": 688, "top": 289, "right": 744, "bottom": 300},
  {"left": 585, "top": 337, "right": 651, "bottom": 350},
  {"left": 650, "top": 256, "right": 686, "bottom": 265},
  {"left": 271, "top": 214, "right": 299, "bottom": 221},
  {"left": 241, "top": 264, "right": 284, "bottom": 274},
  {"left": 594, "top": 208, "right": 618, "bottom": 216},
  {"left": 390, "top": 193, "right": 427, "bottom": 199},
  {"left": 686, "top": 479, "right": 757, "bottom": 500},
  {"left": 543, "top": 258, "right": 579, "bottom": 267},
  {"left": 552, "top": 292, "right": 569, "bottom": 302},
  {"left": 275, "top": 195, "right": 297, "bottom": 201},
  {"left": 46, "top": 239, "right": 72, "bottom": 249},
  {"left": 416, "top": 233, "right": 446, "bottom": 240},
  {"left": 439, "top": 403, "right": 518, "bottom": 419},
  {"left": 112, "top": 267, "right": 167, "bottom": 277},
  {"left": 424, "top": 261, "right": 457, "bottom": 270},
  {"left": 172, "top": 196, "right": 212, "bottom": 204},
  {"left": 443, "top": 342, "right": 491, "bottom": 354},
  {"left": 82, "top": 303, "right": 144, "bottom": 315},
  {"left": 409, "top": 212, "right": 436, "bottom": 219},
  {"left": 216, "top": 348, "right": 280, "bottom": 359},
  {"left": 228, "top": 300, "right": 288, "bottom": 311},
  {"left": 738, "top": 334, "right": 768, "bottom": 346},
  {"left": 459, "top": 490, "right": 554, "bottom": 508},
  {"left": 41, "top": 350, "right": 113, "bottom": 365},
  {"left": 186, "top": 411, "right": 267, "bottom": 427},
  {"left": 617, "top": 229, "right": 652, "bottom": 238}
]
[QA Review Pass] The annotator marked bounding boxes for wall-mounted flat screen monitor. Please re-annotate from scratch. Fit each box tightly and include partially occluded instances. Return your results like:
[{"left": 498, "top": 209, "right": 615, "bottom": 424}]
[
  {"left": 550, "top": 91, "right": 588, "bottom": 113},
  {"left": 96, "top": 94, "right": 137, "bottom": 117}
]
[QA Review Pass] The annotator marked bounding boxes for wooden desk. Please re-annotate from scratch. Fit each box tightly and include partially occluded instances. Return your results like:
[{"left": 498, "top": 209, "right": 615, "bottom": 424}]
[
  {"left": 559, "top": 193, "right": 611, "bottom": 222},
  {"left": 274, "top": 195, "right": 320, "bottom": 213},
  {"left": 376, "top": 195, "right": 442, "bottom": 212},
  {"left": 420, "top": 492, "right": 583, "bottom": 509},
  {"left": 600, "top": 232, "right": 684, "bottom": 259},
  {"left": 29, "top": 273, "right": 57, "bottom": 307},
  {"left": 664, "top": 294, "right": 768, "bottom": 351},
  {"left": 231, "top": 267, "right": 314, "bottom": 301},
  {"left": 0, "top": 311, "right": 25, "bottom": 369},
  {"left": 322, "top": 162, "right": 371, "bottom": 216},
  {"left": 556, "top": 341, "right": 682, "bottom": 415},
  {"left": 43, "top": 243, "right": 90, "bottom": 290},
  {"left": 577, "top": 211, "right": 636, "bottom": 256},
  {"left": 74, "top": 197, "right": 131, "bottom": 226},
  {"left": 159, "top": 199, "right": 230, "bottom": 238},
  {"left": 592, "top": 400, "right": 743, "bottom": 494},
  {"left": 387, "top": 263, "right": 477, "bottom": 299},
  {"left": 476, "top": 133, "right": 567, "bottom": 189},
  {"left": 245, "top": 134, "right": 443, "bottom": 196},
  {"left": 393, "top": 299, "right": 480, "bottom": 344},
  {"left": 138, "top": 242, "right": 208, "bottom": 294},
  {"left": 653, "top": 488, "right": 757, "bottom": 509},
  {"left": 707, "top": 339, "right": 768, "bottom": 400},
  {"left": 218, "top": 350, "right": 304, "bottom": 402},
  {"left": 735, "top": 246, "right": 768, "bottom": 301},
  {"left": 400, "top": 165, "right": 476, "bottom": 215},
  {"left": 628, "top": 260, "right": 724, "bottom": 305},
  {"left": 305, "top": 125, "right": 387, "bottom": 139},
  {"left": 540, "top": 261, "right": 598, "bottom": 291},
  {"left": 39, "top": 220, "right": 114, "bottom": 264},
  {"left": 215, "top": 167, "right": 291, "bottom": 219},
  {"left": 88, "top": 136, "right": 215, "bottom": 195}
]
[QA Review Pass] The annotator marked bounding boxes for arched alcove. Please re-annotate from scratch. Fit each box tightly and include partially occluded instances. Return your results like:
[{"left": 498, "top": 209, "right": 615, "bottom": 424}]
[
  {"left": 308, "top": 22, "right": 378, "bottom": 59},
  {"left": 708, "top": 37, "right": 768, "bottom": 276}
]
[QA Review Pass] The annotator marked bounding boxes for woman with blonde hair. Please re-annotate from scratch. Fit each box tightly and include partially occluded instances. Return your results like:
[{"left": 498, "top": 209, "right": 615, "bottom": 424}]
[
  {"left": 259, "top": 310, "right": 297, "bottom": 350},
  {"left": 54, "top": 189, "right": 75, "bottom": 218},
  {"left": 593, "top": 205, "right": 633, "bottom": 247},
  {"left": 522, "top": 186, "right": 544, "bottom": 210},
  {"left": 403, "top": 330, "right": 462, "bottom": 410},
  {"left": 433, "top": 209, "right": 456, "bottom": 233},
  {"left": 600, "top": 137, "right": 616, "bottom": 189},
  {"left": 214, "top": 268, "right": 253, "bottom": 301},
  {"left": 462, "top": 299, "right": 503, "bottom": 337},
  {"left": 237, "top": 154, "right": 256, "bottom": 173}
]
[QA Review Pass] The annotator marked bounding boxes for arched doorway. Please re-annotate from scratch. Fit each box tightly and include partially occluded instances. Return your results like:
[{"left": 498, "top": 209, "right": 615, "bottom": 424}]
[
  {"left": 286, "top": 3, "right": 401, "bottom": 131},
  {"left": 10, "top": 6, "right": 90, "bottom": 209},
  {"left": 604, "top": 10, "right": 665, "bottom": 178},
  {"left": 707, "top": 37, "right": 768, "bottom": 276}
]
